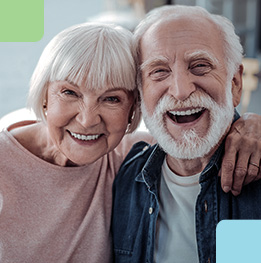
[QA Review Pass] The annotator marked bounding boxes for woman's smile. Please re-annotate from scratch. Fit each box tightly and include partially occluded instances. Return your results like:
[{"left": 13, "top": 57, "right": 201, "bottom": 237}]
[{"left": 68, "top": 130, "right": 103, "bottom": 141}]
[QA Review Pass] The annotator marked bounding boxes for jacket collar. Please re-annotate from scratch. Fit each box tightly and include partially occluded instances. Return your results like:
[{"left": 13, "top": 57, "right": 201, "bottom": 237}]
[
  {"left": 134, "top": 142, "right": 223, "bottom": 187},
  {"left": 135, "top": 144, "right": 166, "bottom": 189}
]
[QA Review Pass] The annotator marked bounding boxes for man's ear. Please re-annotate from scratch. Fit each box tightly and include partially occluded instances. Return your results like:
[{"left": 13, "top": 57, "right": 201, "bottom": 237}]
[{"left": 232, "top": 64, "right": 243, "bottom": 107}]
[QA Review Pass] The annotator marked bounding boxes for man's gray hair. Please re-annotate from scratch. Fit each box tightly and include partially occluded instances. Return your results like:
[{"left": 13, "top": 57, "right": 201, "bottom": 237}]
[{"left": 134, "top": 5, "right": 243, "bottom": 86}]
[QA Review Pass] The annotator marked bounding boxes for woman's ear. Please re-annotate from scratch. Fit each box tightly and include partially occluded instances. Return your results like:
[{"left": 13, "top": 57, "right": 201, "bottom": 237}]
[{"left": 232, "top": 64, "right": 243, "bottom": 107}]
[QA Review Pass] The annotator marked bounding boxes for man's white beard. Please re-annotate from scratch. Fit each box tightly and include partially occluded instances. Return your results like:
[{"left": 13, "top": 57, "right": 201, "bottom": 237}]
[{"left": 141, "top": 85, "right": 235, "bottom": 159}]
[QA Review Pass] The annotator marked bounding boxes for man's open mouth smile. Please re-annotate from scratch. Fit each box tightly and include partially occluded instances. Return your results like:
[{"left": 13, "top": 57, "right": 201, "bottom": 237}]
[{"left": 167, "top": 107, "right": 206, "bottom": 124}]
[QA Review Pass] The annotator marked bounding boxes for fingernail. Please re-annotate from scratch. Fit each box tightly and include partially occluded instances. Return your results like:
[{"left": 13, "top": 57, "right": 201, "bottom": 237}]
[
  {"left": 231, "top": 190, "right": 240, "bottom": 196},
  {"left": 223, "top": 186, "right": 230, "bottom": 193}
]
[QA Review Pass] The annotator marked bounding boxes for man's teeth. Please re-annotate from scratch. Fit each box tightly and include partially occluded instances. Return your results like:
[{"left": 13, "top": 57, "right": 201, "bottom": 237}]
[
  {"left": 70, "top": 132, "right": 100, "bottom": 141},
  {"left": 169, "top": 107, "right": 203, "bottom": 116}
]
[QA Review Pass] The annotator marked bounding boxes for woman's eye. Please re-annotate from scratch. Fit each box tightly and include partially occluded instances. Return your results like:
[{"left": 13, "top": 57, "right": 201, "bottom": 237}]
[
  {"left": 62, "top": 89, "right": 78, "bottom": 97},
  {"left": 104, "top": 96, "right": 120, "bottom": 103}
]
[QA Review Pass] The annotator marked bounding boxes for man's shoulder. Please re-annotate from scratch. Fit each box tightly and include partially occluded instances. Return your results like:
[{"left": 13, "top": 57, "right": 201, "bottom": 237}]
[
  {"left": 121, "top": 141, "right": 156, "bottom": 167},
  {"left": 114, "top": 141, "right": 157, "bottom": 183}
]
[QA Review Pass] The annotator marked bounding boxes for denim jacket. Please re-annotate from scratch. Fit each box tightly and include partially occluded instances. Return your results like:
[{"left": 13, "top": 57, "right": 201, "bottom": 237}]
[{"left": 112, "top": 140, "right": 261, "bottom": 263}]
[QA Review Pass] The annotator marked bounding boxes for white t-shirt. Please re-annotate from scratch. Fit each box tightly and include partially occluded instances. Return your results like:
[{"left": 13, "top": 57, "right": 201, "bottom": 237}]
[{"left": 154, "top": 157, "right": 201, "bottom": 263}]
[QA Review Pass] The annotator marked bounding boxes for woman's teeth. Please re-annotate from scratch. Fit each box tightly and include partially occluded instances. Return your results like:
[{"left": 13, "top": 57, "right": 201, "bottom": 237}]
[{"left": 70, "top": 132, "right": 100, "bottom": 141}]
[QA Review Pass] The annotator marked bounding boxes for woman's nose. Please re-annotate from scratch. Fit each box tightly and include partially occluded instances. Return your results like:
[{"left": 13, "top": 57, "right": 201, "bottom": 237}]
[{"left": 75, "top": 103, "right": 101, "bottom": 128}]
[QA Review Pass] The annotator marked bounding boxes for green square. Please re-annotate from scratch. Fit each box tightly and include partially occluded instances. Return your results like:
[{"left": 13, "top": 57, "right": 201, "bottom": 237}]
[{"left": 0, "top": 0, "right": 44, "bottom": 42}]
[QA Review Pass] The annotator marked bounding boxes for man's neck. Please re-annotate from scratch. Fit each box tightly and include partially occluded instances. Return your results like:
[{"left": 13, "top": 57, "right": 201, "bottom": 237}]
[{"left": 166, "top": 146, "right": 218, "bottom": 177}]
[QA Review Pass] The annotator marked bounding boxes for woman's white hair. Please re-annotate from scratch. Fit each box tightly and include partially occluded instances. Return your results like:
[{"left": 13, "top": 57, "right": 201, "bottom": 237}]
[
  {"left": 134, "top": 5, "right": 244, "bottom": 87},
  {"left": 28, "top": 22, "right": 141, "bottom": 133}
]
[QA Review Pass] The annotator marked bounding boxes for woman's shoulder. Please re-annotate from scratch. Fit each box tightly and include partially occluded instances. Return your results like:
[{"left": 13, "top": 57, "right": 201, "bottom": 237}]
[
  {"left": 0, "top": 120, "right": 37, "bottom": 144},
  {"left": 0, "top": 121, "right": 40, "bottom": 162},
  {"left": 7, "top": 120, "right": 37, "bottom": 132},
  {"left": 8, "top": 121, "right": 44, "bottom": 156},
  {"left": 123, "top": 131, "right": 155, "bottom": 145},
  {"left": 9, "top": 120, "right": 38, "bottom": 140},
  {"left": 115, "top": 131, "right": 156, "bottom": 159}
]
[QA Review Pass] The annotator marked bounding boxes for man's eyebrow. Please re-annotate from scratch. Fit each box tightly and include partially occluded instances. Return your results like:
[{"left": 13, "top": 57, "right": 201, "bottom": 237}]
[
  {"left": 184, "top": 50, "right": 219, "bottom": 65},
  {"left": 140, "top": 56, "right": 169, "bottom": 71}
]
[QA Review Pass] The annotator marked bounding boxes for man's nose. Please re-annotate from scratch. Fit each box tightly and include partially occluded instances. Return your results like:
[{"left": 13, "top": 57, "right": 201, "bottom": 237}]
[
  {"left": 75, "top": 103, "right": 101, "bottom": 128},
  {"left": 168, "top": 68, "right": 196, "bottom": 101}
]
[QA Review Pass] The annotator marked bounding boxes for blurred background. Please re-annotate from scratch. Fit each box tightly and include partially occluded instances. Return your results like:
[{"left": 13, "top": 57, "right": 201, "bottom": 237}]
[{"left": 0, "top": 0, "right": 260, "bottom": 127}]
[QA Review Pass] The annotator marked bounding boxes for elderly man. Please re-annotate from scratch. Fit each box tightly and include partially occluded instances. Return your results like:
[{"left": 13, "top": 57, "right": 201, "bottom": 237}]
[{"left": 112, "top": 5, "right": 261, "bottom": 263}]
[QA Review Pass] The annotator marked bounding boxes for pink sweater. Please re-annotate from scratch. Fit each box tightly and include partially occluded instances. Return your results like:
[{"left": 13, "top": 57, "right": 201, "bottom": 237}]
[{"left": 0, "top": 128, "right": 152, "bottom": 263}]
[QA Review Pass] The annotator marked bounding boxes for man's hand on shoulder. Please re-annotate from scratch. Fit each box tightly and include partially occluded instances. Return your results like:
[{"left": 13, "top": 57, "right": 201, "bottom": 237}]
[{"left": 220, "top": 112, "right": 261, "bottom": 195}]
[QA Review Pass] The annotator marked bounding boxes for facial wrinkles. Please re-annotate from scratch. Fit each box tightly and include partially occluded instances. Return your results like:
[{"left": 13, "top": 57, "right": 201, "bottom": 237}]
[
  {"left": 80, "top": 97, "right": 100, "bottom": 116},
  {"left": 141, "top": 34, "right": 225, "bottom": 78},
  {"left": 140, "top": 56, "right": 169, "bottom": 73},
  {"left": 142, "top": 17, "right": 225, "bottom": 68},
  {"left": 184, "top": 50, "right": 219, "bottom": 66}
]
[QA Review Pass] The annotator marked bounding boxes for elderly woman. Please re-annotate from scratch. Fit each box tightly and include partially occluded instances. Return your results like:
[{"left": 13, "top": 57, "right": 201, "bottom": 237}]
[
  {"left": 0, "top": 22, "right": 145, "bottom": 263},
  {"left": 0, "top": 22, "right": 260, "bottom": 263}
]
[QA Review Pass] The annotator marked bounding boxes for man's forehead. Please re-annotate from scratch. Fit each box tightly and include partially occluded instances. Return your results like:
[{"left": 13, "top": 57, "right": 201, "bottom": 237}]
[
  {"left": 140, "top": 16, "right": 223, "bottom": 67},
  {"left": 141, "top": 13, "right": 219, "bottom": 49},
  {"left": 140, "top": 50, "right": 219, "bottom": 70},
  {"left": 146, "top": 14, "right": 212, "bottom": 35}
]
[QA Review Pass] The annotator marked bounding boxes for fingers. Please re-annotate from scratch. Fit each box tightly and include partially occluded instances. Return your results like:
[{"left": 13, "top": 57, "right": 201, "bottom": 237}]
[
  {"left": 221, "top": 133, "right": 260, "bottom": 196},
  {"left": 230, "top": 150, "right": 250, "bottom": 196},
  {"left": 220, "top": 154, "right": 236, "bottom": 193},
  {"left": 221, "top": 150, "right": 249, "bottom": 196},
  {"left": 253, "top": 171, "right": 261, "bottom": 182},
  {"left": 221, "top": 113, "right": 261, "bottom": 196},
  {"left": 220, "top": 133, "right": 239, "bottom": 193},
  {"left": 244, "top": 157, "right": 260, "bottom": 185},
  {"left": 221, "top": 148, "right": 261, "bottom": 196}
]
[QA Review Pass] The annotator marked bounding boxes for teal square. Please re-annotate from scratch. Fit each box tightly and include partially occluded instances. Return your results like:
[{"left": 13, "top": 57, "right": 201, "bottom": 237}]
[
  {"left": 217, "top": 220, "right": 261, "bottom": 263},
  {"left": 0, "top": 0, "right": 44, "bottom": 42}
]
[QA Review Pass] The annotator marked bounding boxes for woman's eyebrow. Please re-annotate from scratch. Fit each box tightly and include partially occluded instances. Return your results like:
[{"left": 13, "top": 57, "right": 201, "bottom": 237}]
[
  {"left": 64, "top": 79, "right": 80, "bottom": 88},
  {"left": 106, "top": 87, "right": 127, "bottom": 92}
]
